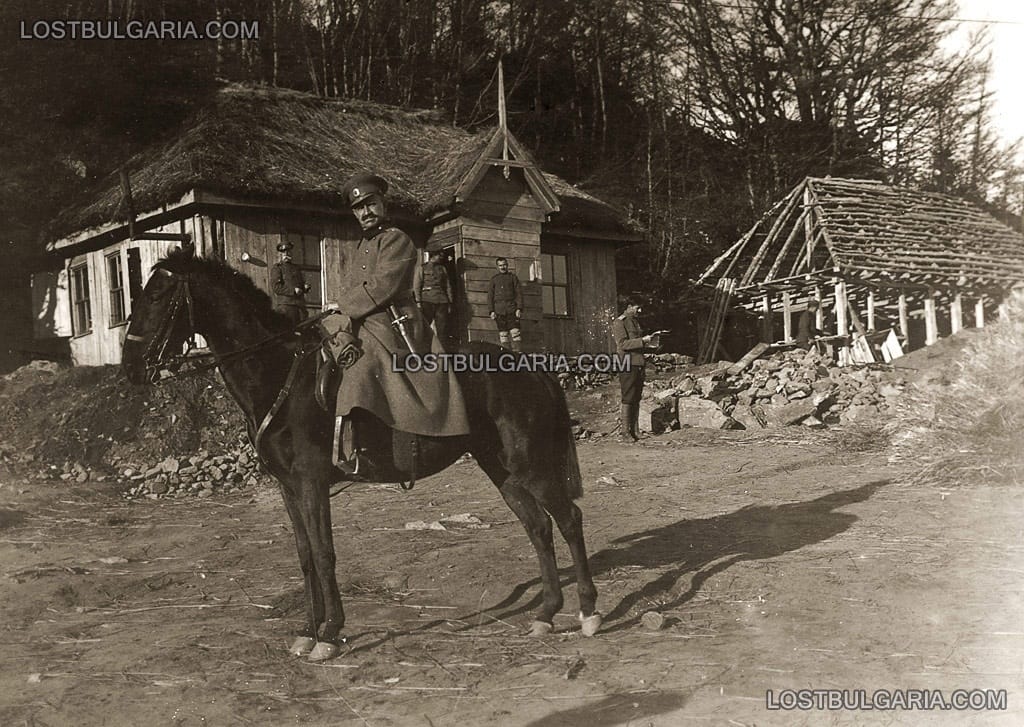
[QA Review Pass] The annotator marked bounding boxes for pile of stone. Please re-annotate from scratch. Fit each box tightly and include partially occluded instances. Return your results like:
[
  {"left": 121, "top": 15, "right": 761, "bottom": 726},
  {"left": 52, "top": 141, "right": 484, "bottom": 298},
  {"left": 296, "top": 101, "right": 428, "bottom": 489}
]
[
  {"left": 119, "top": 439, "right": 265, "bottom": 499},
  {"left": 557, "top": 352, "right": 693, "bottom": 391},
  {"left": 639, "top": 346, "right": 906, "bottom": 432}
]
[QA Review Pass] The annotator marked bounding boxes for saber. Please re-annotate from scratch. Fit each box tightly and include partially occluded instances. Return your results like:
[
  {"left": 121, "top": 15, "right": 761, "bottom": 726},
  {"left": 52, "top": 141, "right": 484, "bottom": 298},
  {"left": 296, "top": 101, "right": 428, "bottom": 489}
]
[
  {"left": 387, "top": 304, "right": 417, "bottom": 354},
  {"left": 361, "top": 282, "right": 418, "bottom": 354}
]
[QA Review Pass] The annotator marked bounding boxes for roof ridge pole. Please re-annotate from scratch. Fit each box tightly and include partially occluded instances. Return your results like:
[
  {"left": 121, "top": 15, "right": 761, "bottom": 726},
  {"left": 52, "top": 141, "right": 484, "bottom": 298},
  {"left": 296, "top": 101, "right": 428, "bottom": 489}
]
[{"left": 497, "top": 58, "right": 510, "bottom": 180}]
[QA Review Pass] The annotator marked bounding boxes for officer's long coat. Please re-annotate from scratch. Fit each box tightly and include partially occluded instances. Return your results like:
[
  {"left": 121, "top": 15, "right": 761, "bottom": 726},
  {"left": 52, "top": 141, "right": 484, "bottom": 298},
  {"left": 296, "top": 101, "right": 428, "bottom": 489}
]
[{"left": 333, "top": 225, "right": 470, "bottom": 437}]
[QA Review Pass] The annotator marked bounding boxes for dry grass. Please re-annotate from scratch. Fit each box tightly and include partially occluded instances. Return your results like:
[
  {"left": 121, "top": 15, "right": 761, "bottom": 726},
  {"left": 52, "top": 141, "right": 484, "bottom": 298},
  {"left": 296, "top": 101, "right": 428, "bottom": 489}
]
[{"left": 886, "top": 294, "right": 1024, "bottom": 487}]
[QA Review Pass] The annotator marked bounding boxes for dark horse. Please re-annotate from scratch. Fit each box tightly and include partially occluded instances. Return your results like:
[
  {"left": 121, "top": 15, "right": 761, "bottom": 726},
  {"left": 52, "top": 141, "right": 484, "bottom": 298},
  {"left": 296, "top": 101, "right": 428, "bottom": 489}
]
[{"left": 121, "top": 250, "right": 600, "bottom": 660}]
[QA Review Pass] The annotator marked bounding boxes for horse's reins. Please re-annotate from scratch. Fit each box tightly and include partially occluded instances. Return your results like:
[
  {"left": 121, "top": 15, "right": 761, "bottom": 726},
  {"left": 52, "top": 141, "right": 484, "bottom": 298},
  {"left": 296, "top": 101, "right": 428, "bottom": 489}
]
[{"left": 129, "top": 267, "right": 330, "bottom": 466}]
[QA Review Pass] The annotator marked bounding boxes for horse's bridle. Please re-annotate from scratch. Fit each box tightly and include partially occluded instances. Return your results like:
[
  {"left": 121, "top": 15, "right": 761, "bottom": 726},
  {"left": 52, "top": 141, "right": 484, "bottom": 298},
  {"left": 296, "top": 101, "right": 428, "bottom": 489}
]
[
  {"left": 127, "top": 267, "right": 332, "bottom": 383},
  {"left": 125, "top": 268, "right": 198, "bottom": 381}
]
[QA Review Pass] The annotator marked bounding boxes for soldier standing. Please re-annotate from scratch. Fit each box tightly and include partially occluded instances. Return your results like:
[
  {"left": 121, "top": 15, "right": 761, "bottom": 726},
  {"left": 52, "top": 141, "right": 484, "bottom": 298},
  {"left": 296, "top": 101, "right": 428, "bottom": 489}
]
[
  {"left": 487, "top": 257, "right": 523, "bottom": 351},
  {"left": 414, "top": 249, "right": 452, "bottom": 345},
  {"left": 270, "top": 241, "right": 309, "bottom": 325}
]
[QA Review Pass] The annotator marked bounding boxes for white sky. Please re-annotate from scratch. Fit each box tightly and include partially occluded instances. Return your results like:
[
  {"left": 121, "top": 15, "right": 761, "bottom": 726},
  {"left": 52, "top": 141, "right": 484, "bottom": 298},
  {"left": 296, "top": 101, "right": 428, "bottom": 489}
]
[{"left": 948, "top": 0, "right": 1024, "bottom": 146}]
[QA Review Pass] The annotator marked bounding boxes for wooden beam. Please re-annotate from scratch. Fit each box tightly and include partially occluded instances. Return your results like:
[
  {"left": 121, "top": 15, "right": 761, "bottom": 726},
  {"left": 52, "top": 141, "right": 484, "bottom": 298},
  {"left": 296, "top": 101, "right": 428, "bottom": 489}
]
[
  {"left": 814, "top": 287, "right": 824, "bottom": 330},
  {"left": 740, "top": 185, "right": 803, "bottom": 286},
  {"left": 950, "top": 293, "right": 963, "bottom": 334},
  {"left": 975, "top": 297, "right": 985, "bottom": 327},
  {"left": 761, "top": 293, "right": 774, "bottom": 341},
  {"left": 898, "top": 293, "right": 909, "bottom": 343},
  {"left": 866, "top": 290, "right": 875, "bottom": 331},
  {"left": 924, "top": 292, "right": 938, "bottom": 345},
  {"left": 834, "top": 279, "right": 848, "bottom": 337},
  {"left": 782, "top": 291, "right": 793, "bottom": 342}
]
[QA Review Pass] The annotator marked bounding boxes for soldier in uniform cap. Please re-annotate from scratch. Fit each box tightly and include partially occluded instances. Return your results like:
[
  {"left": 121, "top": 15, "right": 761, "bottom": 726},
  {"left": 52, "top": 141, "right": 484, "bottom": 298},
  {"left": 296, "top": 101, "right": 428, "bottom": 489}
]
[
  {"left": 487, "top": 257, "right": 523, "bottom": 351},
  {"left": 270, "top": 241, "right": 309, "bottom": 325},
  {"left": 414, "top": 249, "right": 453, "bottom": 345},
  {"left": 319, "top": 172, "right": 470, "bottom": 473}
]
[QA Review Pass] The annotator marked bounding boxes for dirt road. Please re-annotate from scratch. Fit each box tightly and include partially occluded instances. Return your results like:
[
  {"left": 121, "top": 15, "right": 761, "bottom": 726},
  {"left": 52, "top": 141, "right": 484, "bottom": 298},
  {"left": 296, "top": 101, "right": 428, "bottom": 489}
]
[{"left": 1, "top": 428, "right": 1021, "bottom": 726}]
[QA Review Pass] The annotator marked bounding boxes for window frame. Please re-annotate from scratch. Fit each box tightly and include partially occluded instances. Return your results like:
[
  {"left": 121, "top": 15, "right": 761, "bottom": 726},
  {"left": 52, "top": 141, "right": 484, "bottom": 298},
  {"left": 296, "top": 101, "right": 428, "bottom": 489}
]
[
  {"left": 70, "top": 262, "right": 93, "bottom": 336},
  {"left": 105, "top": 251, "right": 128, "bottom": 327},
  {"left": 540, "top": 252, "right": 572, "bottom": 319}
]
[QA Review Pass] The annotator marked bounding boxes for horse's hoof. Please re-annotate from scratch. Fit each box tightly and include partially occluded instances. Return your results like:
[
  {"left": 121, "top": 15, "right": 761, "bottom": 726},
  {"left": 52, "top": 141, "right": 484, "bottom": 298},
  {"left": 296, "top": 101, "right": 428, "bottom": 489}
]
[
  {"left": 529, "top": 620, "right": 553, "bottom": 637},
  {"left": 289, "top": 636, "right": 316, "bottom": 656},
  {"left": 308, "top": 641, "right": 340, "bottom": 662},
  {"left": 579, "top": 611, "right": 602, "bottom": 637}
]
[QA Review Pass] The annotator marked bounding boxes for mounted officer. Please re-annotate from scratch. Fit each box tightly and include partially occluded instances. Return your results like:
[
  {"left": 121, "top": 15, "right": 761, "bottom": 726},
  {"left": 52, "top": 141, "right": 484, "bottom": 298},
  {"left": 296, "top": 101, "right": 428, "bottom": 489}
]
[
  {"left": 270, "top": 241, "right": 309, "bottom": 325},
  {"left": 319, "top": 172, "right": 470, "bottom": 474}
]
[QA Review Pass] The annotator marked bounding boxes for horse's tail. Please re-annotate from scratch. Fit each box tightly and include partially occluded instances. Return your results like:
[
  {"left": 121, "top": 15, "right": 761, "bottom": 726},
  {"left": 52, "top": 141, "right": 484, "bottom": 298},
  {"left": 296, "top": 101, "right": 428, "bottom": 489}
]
[{"left": 539, "top": 371, "right": 584, "bottom": 500}]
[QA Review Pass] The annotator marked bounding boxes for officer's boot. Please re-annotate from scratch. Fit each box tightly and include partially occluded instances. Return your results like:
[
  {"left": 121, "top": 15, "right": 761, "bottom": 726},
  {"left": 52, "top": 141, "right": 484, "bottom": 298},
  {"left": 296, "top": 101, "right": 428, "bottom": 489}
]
[
  {"left": 619, "top": 404, "right": 637, "bottom": 443},
  {"left": 630, "top": 403, "right": 642, "bottom": 440}
]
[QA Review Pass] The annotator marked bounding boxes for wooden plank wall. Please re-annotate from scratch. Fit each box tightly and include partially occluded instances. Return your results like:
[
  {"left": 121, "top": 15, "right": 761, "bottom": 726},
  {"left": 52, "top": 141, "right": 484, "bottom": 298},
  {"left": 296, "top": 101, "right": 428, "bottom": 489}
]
[
  {"left": 540, "top": 236, "right": 619, "bottom": 354},
  {"left": 66, "top": 217, "right": 196, "bottom": 366},
  {"left": 458, "top": 167, "right": 543, "bottom": 348}
]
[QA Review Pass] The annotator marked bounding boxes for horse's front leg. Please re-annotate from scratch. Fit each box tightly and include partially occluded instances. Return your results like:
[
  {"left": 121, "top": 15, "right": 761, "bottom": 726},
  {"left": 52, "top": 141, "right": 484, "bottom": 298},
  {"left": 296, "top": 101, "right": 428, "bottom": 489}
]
[{"left": 297, "top": 477, "right": 346, "bottom": 661}]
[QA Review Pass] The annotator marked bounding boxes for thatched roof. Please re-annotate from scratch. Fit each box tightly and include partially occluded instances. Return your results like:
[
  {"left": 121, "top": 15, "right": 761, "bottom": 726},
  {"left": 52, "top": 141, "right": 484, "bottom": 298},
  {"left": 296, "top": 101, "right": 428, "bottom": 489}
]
[
  {"left": 699, "top": 177, "right": 1024, "bottom": 298},
  {"left": 52, "top": 84, "right": 634, "bottom": 241}
]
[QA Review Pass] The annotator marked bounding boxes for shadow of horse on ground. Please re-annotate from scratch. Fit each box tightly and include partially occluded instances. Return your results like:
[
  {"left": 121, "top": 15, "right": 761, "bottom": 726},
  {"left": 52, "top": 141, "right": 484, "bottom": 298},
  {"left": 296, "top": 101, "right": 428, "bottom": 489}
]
[
  {"left": 474, "top": 480, "right": 889, "bottom": 630},
  {"left": 330, "top": 481, "right": 888, "bottom": 652}
]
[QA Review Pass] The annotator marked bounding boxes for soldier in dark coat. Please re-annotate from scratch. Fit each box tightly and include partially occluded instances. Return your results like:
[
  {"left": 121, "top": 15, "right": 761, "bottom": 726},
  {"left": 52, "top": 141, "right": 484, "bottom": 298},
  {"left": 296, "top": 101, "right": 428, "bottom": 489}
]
[
  {"left": 414, "top": 249, "right": 452, "bottom": 345},
  {"left": 611, "top": 296, "right": 657, "bottom": 442},
  {"left": 487, "top": 257, "right": 523, "bottom": 351},
  {"left": 319, "top": 172, "right": 470, "bottom": 471},
  {"left": 270, "top": 241, "right": 309, "bottom": 325}
]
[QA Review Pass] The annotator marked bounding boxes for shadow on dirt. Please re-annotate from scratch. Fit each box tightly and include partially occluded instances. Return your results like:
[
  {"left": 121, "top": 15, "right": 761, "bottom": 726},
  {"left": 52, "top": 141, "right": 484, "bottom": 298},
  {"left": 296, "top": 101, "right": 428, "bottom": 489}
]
[
  {"left": 521, "top": 688, "right": 692, "bottom": 727},
  {"left": 484, "top": 480, "right": 889, "bottom": 629},
  {"left": 339, "top": 481, "right": 888, "bottom": 649}
]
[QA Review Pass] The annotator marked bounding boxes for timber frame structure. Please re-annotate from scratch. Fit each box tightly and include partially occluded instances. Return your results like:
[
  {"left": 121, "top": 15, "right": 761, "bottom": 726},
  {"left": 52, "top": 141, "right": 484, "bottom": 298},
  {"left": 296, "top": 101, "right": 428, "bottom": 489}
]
[{"left": 697, "top": 177, "right": 1024, "bottom": 362}]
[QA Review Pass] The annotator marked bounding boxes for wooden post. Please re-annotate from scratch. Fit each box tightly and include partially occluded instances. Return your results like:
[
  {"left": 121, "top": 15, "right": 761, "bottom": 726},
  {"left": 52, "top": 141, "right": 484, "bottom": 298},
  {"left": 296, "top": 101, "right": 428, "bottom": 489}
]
[
  {"left": 898, "top": 293, "right": 909, "bottom": 344},
  {"left": 866, "top": 290, "right": 875, "bottom": 331},
  {"left": 761, "top": 294, "right": 774, "bottom": 342},
  {"left": 834, "top": 279, "right": 849, "bottom": 365},
  {"left": 999, "top": 298, "right": 1009, "bottom": 321},
  {"left": 950, "top": 293, "right": 962, "bottom": 334},
  {"left": 924, "top": 292, "right": 938, "bottom": 345},
  {"left": 813, "top": 286, "right": 824, "bottom": 330},
  {"left": 782, "top": 291, "right": 792, "bottom": 342},
  {"left": 834, "top": 280, "right": 848, "bottom": 337},
  {"left": 975, "top": 297, "right": 985, "bottom": 328}
]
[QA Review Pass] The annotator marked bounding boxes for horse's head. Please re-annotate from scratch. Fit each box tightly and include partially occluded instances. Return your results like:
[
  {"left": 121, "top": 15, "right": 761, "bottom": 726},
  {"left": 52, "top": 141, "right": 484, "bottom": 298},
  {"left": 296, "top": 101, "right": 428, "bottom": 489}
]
[{"left": 122, "top": 256, "right": 198, "bottom": 385}]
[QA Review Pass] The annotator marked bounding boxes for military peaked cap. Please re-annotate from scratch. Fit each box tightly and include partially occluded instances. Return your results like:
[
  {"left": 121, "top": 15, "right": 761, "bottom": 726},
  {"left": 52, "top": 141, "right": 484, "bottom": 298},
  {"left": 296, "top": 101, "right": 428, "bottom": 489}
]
[
  {"left": 343, "top": 172, "right": 388, "bottom": 207},
  {"left": 276, "top": 241, "right": 293, "bottom": 252}
]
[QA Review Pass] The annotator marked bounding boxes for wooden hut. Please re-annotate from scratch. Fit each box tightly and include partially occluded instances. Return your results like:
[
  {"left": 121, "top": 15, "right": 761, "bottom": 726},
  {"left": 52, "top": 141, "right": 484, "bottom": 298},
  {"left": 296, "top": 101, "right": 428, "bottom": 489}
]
[
  {"left": 696, "top": 177, "right": 1024, "bottom": 364},
  {"left": 36, "top": 85, "right": 639, "bottom": 365}
]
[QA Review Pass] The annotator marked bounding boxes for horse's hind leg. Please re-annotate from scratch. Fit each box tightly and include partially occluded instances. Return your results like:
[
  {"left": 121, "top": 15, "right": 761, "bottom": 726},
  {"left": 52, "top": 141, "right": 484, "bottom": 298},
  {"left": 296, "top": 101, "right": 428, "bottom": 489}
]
[
  {"left": 537, "top": 492, "right": 601, "bottom": 636},
  {"left": 476, "top": 454, "right": 564, "bottom": 633}
]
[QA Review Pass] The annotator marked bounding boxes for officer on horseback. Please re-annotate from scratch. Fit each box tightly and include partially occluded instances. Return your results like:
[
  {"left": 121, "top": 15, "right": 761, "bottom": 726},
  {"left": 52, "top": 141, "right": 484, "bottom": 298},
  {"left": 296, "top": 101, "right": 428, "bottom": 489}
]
[{"left": 319, "top": 172, "right": 470, "bottom": 474}]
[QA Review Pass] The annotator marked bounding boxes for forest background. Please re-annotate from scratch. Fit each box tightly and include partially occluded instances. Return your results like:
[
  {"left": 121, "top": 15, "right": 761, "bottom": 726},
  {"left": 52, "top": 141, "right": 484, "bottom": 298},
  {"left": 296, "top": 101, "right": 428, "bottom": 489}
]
[{"left": 1, "top": 0, "right": 1021, "bottom": 363}]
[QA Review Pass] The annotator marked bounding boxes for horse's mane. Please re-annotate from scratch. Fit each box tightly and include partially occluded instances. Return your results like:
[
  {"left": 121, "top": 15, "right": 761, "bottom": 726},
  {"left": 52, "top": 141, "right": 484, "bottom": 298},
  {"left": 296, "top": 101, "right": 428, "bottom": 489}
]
[{"left": 155, "top": 249, "right": 288, "bottom": 328}]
